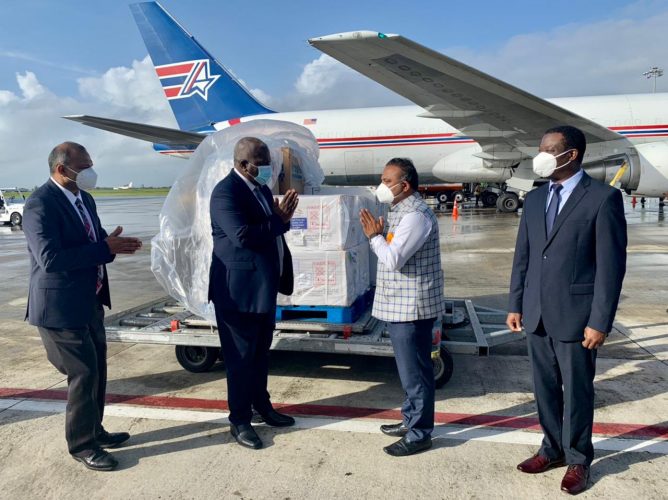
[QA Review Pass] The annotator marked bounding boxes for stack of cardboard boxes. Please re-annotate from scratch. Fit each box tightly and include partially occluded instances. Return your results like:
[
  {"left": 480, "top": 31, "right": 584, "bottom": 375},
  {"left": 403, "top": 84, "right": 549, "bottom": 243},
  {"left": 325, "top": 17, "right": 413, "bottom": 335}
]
[{"left": 277, "top": 194, "right": 374, "bottom": 307}]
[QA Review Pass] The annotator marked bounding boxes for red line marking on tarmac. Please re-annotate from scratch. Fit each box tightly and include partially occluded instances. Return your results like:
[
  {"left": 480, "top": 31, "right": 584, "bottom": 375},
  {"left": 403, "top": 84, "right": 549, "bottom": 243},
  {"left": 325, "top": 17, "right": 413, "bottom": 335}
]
[{"left": 1, "top": 387, "right": 666, "bottom": 440}]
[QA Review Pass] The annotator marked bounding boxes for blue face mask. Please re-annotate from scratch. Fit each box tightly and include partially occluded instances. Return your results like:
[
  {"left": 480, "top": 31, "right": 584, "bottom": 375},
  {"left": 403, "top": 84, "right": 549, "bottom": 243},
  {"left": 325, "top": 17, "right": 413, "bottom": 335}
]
[{"left": 251, "top": 164, "right": 273, "bottom": 186}]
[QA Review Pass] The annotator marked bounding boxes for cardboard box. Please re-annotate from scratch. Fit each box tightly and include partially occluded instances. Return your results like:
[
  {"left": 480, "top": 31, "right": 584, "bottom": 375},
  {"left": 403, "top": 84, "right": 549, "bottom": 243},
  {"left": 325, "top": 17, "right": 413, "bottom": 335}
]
[
  {"left": 278, "top": 147, "right": 305, "bottom": 194},
  {"left": 283, "top": 194, "right": 374, "bottom": 250},
  {"left": 278, "top": 243, "right": 370, "bottom": 307}
]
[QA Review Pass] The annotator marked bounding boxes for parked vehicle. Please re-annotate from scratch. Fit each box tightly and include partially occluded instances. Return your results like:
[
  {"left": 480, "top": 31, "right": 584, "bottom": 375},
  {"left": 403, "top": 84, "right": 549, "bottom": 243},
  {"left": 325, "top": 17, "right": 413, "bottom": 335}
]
[{"left": 0, "top": 188, "right": 27, "bottom": 226}]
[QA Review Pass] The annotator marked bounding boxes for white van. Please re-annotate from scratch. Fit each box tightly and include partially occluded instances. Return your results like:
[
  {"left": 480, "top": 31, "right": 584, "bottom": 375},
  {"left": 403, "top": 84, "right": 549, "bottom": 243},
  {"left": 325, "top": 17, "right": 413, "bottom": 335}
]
[{"left": 0, "top": 188, "right": 27, "bottom": 226}]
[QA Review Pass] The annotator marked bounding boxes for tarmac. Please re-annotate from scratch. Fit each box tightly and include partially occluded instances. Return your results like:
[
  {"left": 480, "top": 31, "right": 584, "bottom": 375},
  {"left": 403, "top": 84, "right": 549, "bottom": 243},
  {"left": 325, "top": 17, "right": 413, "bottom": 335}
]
[{"left": 0, "top": 195, "right": 666, "bottom": 499}]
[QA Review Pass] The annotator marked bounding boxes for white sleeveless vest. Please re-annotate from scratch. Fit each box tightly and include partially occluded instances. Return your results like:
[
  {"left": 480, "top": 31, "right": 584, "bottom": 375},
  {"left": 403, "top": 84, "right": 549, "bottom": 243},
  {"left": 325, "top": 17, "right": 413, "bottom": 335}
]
[{"left": 372, "top": 193, "right": 445, "bottom": 322}]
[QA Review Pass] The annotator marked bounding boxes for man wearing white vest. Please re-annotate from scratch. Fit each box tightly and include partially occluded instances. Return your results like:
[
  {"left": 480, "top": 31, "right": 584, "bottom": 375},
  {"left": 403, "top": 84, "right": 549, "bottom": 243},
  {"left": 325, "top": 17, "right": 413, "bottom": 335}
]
[{"left": 360, "top": 158, "right": 446, "bottom": 456}]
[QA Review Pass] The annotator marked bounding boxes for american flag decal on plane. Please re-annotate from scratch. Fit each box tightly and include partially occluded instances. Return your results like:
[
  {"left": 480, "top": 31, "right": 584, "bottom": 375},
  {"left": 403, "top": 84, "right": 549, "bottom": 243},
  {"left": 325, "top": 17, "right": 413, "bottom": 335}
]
[{"left": 155, "top": 59, "right": 221, "bottom": 101}]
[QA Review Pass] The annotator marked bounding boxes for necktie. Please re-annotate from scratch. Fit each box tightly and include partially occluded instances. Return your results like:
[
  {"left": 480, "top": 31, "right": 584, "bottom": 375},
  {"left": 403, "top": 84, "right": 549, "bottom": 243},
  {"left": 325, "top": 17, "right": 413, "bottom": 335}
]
[
  {"left": 253, "top": 187, "right": 272, "bottom": 215},
  {"left": 75, "top": 198, "right": 104, "bottom": 294},
  {"left": 545, "top": 184, "right": 563, "bottom": 236},
  {"left": 254, "top": 187, "right": 284, "bottom": 276}
]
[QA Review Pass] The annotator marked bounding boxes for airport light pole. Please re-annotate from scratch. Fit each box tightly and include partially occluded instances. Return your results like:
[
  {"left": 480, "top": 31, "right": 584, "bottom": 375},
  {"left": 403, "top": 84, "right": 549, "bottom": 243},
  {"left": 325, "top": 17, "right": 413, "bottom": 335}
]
[{"left": 643, "top": 66, "right": 663, "bottom": 93}]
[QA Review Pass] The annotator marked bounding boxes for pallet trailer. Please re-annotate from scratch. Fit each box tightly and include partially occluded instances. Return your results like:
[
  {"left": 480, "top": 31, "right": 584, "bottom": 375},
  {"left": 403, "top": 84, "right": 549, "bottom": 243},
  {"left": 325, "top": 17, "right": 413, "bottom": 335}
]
[{"left": 105, "top": 297, "right": 523, "bottom": 388}]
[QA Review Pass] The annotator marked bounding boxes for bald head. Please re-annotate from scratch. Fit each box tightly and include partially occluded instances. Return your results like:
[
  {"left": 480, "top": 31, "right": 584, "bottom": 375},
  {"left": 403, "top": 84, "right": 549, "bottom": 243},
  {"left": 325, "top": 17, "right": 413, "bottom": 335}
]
[
  {"left": 234, "top": 137, "right": 272, "bottom": 185},
  {"left": 48, "top": 142, "right": 89, "bottom": 174},
  {"left": 234, "top": 137, "right": 270, "bottom": 166}
]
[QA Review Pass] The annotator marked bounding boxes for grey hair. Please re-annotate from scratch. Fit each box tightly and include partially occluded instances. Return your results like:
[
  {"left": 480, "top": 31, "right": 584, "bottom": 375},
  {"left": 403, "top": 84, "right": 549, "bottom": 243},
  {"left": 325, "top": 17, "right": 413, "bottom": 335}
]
[{"left": 48, "top": 142, "right": 87, "bottom": 173}]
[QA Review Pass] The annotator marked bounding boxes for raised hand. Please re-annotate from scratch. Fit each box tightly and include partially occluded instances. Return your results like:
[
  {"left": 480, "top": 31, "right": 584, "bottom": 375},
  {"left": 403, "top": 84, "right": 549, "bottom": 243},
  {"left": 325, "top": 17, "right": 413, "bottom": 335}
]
[
  {"left": 274, "top": 189, "right": 299, "bottom": 223},
  {"left": 359, "top": 208, "right": 384, "bottom": 239},
  {"left": 105, "top": 226, "right": 143, "bottom": 255}
]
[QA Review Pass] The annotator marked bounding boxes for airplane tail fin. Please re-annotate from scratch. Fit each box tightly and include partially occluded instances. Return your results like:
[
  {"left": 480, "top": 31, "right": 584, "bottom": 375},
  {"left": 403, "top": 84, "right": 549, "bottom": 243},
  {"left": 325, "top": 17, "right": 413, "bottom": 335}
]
[{"left": 130, "top": 2, "right": 273, "bottom": 132}]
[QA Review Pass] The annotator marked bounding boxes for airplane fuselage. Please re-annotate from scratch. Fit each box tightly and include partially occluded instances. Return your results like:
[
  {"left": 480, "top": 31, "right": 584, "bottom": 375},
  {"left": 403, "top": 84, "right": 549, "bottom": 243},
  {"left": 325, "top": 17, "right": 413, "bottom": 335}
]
[{"left": 156, "top": 93, "right": 668, "bottom": 197}]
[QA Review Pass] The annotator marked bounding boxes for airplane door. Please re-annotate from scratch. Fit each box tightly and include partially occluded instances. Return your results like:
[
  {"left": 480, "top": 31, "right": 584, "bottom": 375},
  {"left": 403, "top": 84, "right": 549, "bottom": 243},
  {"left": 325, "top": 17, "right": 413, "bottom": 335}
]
[{"left": 344, "top": 150, "right": 376, "bottom": 184}]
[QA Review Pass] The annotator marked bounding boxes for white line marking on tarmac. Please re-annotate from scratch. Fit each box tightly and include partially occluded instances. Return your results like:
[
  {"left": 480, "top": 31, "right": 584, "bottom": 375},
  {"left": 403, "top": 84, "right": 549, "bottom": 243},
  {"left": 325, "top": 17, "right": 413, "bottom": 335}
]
[{"left": 1, "top": 398, "right": 666, "bottom": 455}]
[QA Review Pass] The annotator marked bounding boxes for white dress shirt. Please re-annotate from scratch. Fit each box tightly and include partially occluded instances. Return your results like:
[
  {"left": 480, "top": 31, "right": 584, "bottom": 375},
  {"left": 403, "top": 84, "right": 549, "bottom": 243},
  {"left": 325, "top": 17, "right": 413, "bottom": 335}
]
[
  {"left": 370, "top": 209, "right": 432, "bottom": 272},
  {"left": 233, "top": 169, "right": 284, "bottom": 274},
  {"left": 546, "top": 169, "right": 584, "bottom": 214},
  {"left": 50, "top": 177, "right": 97, "bottom": 241}
]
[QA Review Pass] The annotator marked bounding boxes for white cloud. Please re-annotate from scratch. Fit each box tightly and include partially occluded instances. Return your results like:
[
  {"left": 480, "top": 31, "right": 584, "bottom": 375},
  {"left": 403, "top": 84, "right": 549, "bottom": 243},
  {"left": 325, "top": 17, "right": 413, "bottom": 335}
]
[
  {"left": 78, "top": 57, "right": 172, "bottom": 114},
  {"left": 443, "top": 11, "right": 668, "bottom": 98},
  {"left": 16, "top": 71, "right": 48, "bottom": 100},
  {"left": 0, "top": 90, "right": 17, "bottom": 105},
  {"left": 277, "top": 54, "right": 408, "bottom": 110},
  {"left": 0, "top": 61, "right": 180, "bottom": 189}
]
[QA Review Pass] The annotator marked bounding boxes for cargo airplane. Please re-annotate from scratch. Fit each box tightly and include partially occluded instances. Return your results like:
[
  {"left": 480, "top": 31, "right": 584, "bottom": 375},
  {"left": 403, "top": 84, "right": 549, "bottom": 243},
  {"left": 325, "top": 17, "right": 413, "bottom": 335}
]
[{"left": 66, "top": 1, "right": 668, "bottom": 212}]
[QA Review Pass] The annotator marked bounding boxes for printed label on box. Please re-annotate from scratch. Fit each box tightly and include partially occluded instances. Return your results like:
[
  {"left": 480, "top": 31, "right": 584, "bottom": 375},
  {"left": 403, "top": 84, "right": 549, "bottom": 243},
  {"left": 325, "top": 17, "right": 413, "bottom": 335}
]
[{"left": 291, "top": 217, "right": 308, "bottom": 230}]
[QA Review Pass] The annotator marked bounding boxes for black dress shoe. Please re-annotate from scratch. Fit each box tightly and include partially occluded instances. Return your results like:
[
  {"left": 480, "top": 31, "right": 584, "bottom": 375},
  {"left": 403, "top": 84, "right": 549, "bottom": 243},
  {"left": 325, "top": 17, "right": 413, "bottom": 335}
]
[
  {"left": 383, "top": 436, "right": 432, "bottom": 457},
  {"left": 256, "top": 409, "right": 295, "bottom": 427},
  {"left": 97, "top": 431, "right": 131, "bottom": 449},
  {"left": 380, "top": 422, "right": 409, "bottom": 437},
  {"left": 71, "top": 449, "right": 118, "bottom": 471},
  {"left": 230, "top": 424, "right": 263, "bottom": 449}
]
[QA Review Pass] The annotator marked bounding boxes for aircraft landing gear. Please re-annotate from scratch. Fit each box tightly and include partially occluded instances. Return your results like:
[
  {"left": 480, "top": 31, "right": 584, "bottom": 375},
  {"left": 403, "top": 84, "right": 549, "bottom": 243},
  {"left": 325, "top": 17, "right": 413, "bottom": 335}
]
[{"left": 496, "top": 192, "right": 520, "bottom": 213}]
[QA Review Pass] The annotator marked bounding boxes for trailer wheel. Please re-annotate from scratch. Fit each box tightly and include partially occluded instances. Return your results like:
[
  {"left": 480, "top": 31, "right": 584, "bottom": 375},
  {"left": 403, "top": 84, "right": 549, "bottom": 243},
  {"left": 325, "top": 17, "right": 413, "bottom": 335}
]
[
  {"left": 175, "top": 345, "right": 220, "bottom": 373},
  {"left": 433, "top": 346, "right": 454, "bottom": 388},
  {"left": 452, "top": 191, "right": 465, "bottom": 203},
  {"left": 10, "top": 212, "right": 22, "bottom": 226},
  {"left": 436, "top": 192, "right": 449, "bottom": 203},
  {"left": 481, "top": 191, "right": 498, "bottom": 208}
]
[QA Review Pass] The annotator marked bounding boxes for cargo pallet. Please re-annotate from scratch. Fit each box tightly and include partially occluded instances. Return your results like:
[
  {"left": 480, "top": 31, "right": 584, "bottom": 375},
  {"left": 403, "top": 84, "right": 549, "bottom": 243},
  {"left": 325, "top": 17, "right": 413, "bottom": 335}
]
[
  {"left": 105, "top": 297, "right": 523, "bottom": 388},
  {"left": 275, "top": 289, "right": 373, "bottom": 324}
]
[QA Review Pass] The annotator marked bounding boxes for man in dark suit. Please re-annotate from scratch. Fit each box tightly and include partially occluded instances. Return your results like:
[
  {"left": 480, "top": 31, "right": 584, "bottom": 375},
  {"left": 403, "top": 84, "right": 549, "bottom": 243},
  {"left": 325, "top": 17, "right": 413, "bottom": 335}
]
[
  {"left": 23, "top": 142, "right": 142, "bottom": 471},
  {"left": 507, "top": 126, "right": 627, "bottom": 495},
  {"left": 209, "top": 137, "right": 299, "bottom": 449}
]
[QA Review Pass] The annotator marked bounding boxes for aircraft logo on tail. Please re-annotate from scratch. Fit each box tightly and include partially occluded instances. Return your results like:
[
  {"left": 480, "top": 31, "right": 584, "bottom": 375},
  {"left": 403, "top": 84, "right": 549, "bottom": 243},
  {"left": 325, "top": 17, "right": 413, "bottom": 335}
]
[{"left": 155, "top": 59, "right": 220, "bottom": 101}]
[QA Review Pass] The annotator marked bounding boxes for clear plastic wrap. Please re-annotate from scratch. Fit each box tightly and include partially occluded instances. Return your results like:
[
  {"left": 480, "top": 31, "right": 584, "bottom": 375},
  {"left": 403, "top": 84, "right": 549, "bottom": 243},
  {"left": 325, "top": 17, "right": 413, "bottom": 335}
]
[
  {"left": 281, "top": 194, "right": 374, "bottom": 250},
  {"left": 150, "top": 119, "right": 324, "bottom": 323},
  {"left": 278, "top": 243, "right": 370, "bottom": 307}
]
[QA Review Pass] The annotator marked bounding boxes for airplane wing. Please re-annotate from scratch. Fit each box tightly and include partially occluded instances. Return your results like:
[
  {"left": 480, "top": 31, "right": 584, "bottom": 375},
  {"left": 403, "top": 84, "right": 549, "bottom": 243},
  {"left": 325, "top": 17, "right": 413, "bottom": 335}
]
[
  {"left": 63, "top": 115, "right": 206, "bottom": 146},
  {"left": 309, "top": 32, "right": 625, "bottom": 160}
]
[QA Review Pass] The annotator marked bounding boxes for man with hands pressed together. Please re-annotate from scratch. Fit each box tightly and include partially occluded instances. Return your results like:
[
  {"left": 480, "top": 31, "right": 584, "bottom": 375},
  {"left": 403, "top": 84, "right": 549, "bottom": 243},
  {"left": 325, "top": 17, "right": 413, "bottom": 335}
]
[
  {"left": 209, "top": 137, "right": 298, "bottom": 450},
  {"left": 507, "top": 126, "right": 627, "bottom": 495},
  {"left": 23, "top": 142, "right": 143, "bottom": 471},
  {"left": 360, "top": 158, "right": 445, "bottom": 457}
]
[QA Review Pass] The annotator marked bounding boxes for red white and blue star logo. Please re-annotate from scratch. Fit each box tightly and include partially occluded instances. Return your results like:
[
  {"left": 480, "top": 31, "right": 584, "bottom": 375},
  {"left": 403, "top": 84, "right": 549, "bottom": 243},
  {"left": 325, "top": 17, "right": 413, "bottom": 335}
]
[{"left": 155, "top": 59, "right": 220, "bottom": 101}]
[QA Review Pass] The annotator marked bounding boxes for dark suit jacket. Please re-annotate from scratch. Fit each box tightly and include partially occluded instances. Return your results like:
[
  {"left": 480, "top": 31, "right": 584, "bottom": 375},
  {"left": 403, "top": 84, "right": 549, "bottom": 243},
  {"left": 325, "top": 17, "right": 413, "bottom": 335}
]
[
  {"left": 208, "top": 171, "right": 294, "bottom": 314},
  {"left": 508, "top": 172, "right": 627, "bottom": 341},
  {"left": 23, "top": 180, "right": 115, "bottom": 329}
]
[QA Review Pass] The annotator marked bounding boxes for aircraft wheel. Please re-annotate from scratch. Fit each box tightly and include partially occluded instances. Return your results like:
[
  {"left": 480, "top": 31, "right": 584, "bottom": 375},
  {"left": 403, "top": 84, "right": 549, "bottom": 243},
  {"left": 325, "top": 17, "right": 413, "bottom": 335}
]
[
  {"left": 10, "top": 212, "right": 22, "bottom": 226},
  {"left": 175, "top": 345, "right": 220, "bottom": 373},
  {"left": 433, "top": 346, "right": 454, "bottom": 388},
  {"left": 497, "top": 193, "right": 520, "bottom": 213}
]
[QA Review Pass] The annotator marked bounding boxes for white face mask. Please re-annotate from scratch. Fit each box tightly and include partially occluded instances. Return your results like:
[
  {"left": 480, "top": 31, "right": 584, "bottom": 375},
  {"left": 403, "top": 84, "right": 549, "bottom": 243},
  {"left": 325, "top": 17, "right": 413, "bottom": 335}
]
[
  {"left": 532, "top": 149, "right": 575, "bottom": 178},
  {"left": 375, "top": 182, "right": 402, "bottom": 204},
  {"left": 66, "top": 166, "right": 98, "bottom": 191}
]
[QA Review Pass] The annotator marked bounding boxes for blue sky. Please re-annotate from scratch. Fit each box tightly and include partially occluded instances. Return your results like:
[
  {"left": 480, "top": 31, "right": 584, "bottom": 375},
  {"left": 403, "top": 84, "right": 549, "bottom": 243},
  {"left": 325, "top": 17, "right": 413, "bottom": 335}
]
[{"left": 1, "top": 0, "right": 667, "bottom": 186}]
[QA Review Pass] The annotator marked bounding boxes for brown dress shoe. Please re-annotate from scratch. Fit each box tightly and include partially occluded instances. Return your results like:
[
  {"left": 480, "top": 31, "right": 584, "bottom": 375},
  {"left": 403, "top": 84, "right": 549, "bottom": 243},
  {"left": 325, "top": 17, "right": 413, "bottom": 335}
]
[
  {"left": 561, "top": 465, "right": 590, "bottom": 495},
  {"left": 517, "top": 453, "right": 565, "bottom": 473}
]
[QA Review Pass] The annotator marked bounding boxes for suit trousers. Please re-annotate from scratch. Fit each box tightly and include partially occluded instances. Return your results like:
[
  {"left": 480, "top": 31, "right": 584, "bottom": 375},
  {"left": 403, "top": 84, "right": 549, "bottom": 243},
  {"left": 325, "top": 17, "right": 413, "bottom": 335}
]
[
  {"left": 37, "top": 301, "right": 107, "bottom": 456},
  {"left": 527, "top": 322, "right": 597, "bottom": 465},
  {"left": 387, "top": 318, "right": 435, "bottom": 442},
  {"left": 215, "top": 308, "right": 275, "bottom": 425}
]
